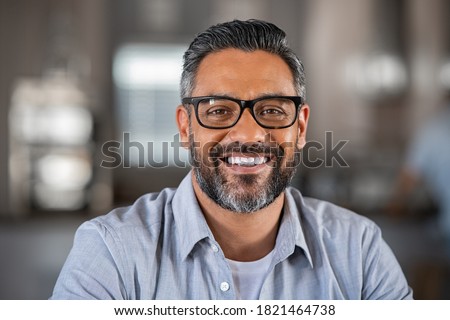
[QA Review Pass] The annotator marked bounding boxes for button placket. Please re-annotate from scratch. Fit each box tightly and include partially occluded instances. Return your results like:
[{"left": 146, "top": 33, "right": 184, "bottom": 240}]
[{"left": 207, "top": 239, "right": 235, "bottom": 298}]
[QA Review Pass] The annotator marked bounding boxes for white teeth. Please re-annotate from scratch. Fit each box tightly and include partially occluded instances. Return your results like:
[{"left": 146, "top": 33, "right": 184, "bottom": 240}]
[
  {"left": 254, "top": 157, "right": 264, "bottom": 165},
  {"left": 226, "top": 157, "right": 268, "bottom": 166}
]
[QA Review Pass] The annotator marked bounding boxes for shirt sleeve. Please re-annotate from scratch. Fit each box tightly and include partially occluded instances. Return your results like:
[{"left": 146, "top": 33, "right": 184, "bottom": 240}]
[
  {"left": 50, "top": 220, "right": 128, "bottom": 300},
  {"left": 361, "top": 225, "right": 413, "bottom": 300}
]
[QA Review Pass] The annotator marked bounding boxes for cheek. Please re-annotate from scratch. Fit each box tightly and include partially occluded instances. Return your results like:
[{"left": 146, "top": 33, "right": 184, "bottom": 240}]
[
  {"left": 271, "top": 130, "right": 298, "bottom": 157},
  {"left": 191, "top": 127, "right": 228, "bottom": 156}
]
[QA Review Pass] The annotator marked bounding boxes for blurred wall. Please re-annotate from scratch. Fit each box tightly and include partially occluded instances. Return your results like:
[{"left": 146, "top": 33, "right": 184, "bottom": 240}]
[
  {"left": 2, "top": 0, "right": 449, "bottom": 214},
  {"left": 0, "top": 0, "right": 112, "bottom": 216}
]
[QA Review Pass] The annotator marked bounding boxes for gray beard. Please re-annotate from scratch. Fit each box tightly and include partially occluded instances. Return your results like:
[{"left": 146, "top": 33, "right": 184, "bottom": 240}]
[{"left": 190, "top": 138, "right": 300, "bottom": 214}]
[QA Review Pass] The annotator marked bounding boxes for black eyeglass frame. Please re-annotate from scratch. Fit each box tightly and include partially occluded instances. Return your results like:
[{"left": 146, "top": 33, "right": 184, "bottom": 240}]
[{"left": 182, "top": 95, "right": 304, "bottom": 129}]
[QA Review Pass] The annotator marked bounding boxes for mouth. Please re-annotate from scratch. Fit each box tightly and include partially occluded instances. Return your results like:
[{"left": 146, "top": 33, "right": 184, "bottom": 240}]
[
  {"left": 209, "top": 142, "right": 282, "bottom": 171},
  {"left": 222, "top": 155, "right": 271, "bottom": 167},
  {"left": 216, "top": 153, "right": 275, "bottom": 172}
]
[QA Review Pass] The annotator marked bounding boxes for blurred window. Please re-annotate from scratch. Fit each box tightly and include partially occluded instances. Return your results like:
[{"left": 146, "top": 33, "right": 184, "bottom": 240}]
[
  {"left": 113, "top": 44, "right": 188, "bottom": 168},
  {"left": 9, "top": 77, "right": 94, "bottom": 211}
]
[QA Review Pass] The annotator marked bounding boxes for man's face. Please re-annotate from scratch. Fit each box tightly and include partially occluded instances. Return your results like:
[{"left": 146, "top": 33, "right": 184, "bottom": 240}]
[{"left": 177, "top": 48, "right": 309, "bottom": 213}]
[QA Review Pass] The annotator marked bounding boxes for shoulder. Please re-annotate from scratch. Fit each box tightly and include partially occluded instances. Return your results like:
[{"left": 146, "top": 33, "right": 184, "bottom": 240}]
[
  {"left": 286, "top": 187, "right": 375, "bottom": 225},
  {"left": 285, "top": 187, "right": 380, "bottom": 238},
  {"left": 81, "top": 187, "right": 178, "bottom": 242}
]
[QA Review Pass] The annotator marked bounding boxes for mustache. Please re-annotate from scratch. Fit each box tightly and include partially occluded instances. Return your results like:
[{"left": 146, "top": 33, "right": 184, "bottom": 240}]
[{"left": 209, "top": 142, "right": 285, "bottom": 158}]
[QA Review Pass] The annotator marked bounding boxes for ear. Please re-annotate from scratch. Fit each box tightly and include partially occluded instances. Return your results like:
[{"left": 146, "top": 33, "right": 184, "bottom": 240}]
[
  {"left": 176, "top": 105, "right": 190, "bottom": 148},
  {"left": 296, "top": 104, "right": 310, "bottom": 149}
]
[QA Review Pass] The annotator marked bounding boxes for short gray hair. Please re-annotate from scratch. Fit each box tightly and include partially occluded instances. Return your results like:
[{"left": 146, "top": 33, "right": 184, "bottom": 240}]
[{"left": 180, "top": 19, "right": 306, "bottom": 100}]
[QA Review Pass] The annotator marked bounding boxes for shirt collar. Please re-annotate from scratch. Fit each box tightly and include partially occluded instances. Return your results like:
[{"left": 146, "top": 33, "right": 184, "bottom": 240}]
[
  {"left": 172, "top": 171, "right": 213, "bottom": 260},
  {"left": 172, "top": 171, "right": 313, "bottom": 267},
  {"left": 274, "top": 187, "right": 314, "bottom": 268}
]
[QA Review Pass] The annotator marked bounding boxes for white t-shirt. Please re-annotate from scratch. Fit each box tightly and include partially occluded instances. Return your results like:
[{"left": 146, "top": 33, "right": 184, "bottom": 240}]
[{"left": 226, "top": 250, "right": 274, "bottom": 299}]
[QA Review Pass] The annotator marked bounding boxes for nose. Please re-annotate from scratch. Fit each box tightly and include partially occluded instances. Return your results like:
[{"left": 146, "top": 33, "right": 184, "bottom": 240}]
[{"left": 226, "top": 109, "right": 267, "bottom": 143}]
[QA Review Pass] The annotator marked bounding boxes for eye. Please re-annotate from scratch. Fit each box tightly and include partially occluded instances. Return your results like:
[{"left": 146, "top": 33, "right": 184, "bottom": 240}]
[
  {"left": 260, "top": 108, "right": 285, "bottom": 115},
  {"left": 206, "top": 107, "right": 232, "bottom": 116},
  {"left": 255, "top": 98, "right": 295, "bottom": 119},
  {"left": 199, "top": 98, "right": 238, "bottom": 118},
  {"left": 258, "top": 106, "right": 288, "bottom": 118}
]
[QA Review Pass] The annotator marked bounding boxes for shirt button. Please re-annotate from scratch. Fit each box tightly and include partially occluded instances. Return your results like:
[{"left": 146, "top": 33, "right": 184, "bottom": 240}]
[
  {"left": 211, "top": 244, "right": 219, "bottom": 252},
  {"left": 220, "top": 282, "right": 230, "bottom": 292}
]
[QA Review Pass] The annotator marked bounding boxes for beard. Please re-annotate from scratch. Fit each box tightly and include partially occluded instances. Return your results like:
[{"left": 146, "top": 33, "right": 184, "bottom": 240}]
[{"left": 190, "top": 136, "right": 301, "bottom": 213}]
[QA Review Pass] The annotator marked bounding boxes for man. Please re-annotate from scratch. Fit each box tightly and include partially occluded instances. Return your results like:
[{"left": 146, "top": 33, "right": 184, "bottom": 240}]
[{"left": 51, "top": 19, "right": 412, "bottom": 299}]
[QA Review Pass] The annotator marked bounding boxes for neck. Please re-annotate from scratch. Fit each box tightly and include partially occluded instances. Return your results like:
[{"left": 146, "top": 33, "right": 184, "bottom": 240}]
[{"left": 192, "top": 174, "right": 284, "bottom": 262}]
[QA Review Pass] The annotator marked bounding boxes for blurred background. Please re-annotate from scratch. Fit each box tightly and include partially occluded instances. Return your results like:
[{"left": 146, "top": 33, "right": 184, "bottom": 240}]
[{"left": 1, "top": 0, "right": 450, "bottom": 299}]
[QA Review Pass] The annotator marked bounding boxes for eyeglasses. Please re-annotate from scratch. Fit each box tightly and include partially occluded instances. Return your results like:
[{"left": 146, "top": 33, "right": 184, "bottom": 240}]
[{"left": 182, "top": 96, "right": 303, "bottom": 129}]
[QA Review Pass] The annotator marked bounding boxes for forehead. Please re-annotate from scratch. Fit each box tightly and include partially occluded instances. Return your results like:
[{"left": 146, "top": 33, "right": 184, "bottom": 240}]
[{"left": 193, "top": 48, "right": 296, "bottom": 98}]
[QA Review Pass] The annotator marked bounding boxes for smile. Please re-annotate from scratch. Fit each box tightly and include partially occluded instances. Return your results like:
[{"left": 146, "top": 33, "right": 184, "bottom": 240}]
[{"left": 223, "top": 156, "right": 270, "bottom": 167}]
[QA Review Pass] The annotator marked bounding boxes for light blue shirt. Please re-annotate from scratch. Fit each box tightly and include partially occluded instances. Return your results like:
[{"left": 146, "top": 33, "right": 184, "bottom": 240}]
[{"left": 51, "top": 172, "right": 412, "bottom": 300}]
